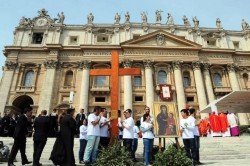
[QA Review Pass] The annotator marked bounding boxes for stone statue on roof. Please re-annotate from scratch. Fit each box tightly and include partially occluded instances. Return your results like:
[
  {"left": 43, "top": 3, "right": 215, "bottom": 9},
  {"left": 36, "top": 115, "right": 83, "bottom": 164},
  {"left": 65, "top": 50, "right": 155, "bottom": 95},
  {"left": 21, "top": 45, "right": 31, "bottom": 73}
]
[
  {"left": 141, "top": 11, "right": 147, "bottom": 23},
  {"left": 125, "top": 11, "right": 130, "bottom": 23},
  {"left": 114, "top": 13, "right": 121, "bottom": 24},
  {"left": 193, "top": 16, "right": 199, "bottom": 28},
  {"left": 155, "top": 10, "right": 162, "bottom": 23},
  {"left": 87, "top": 13, "right": 94, "bottom": 24},
  {"left": 182, "top": 15, "right": 190, "bottom": 27},
  {"left": 216, "top": 18, "right": 222, "bottom": 29},
  {"left": 57, "top": 12, "right": 65, "bottom": 24},
  {"left": 166, "top": 13, "right": 174, "bottom": 25},
  {"left": 241, "top": 19, "right": 249, "bottom": 31}
]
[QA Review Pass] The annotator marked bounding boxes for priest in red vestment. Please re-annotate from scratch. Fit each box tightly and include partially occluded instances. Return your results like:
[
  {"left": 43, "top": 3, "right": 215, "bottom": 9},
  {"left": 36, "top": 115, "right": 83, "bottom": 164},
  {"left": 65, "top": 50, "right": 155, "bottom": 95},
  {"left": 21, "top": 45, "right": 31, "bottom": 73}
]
[
  {"left": 218, "top": 111, "right": 229, "bottom": 133},
  {"left": 209, "top": 112, "right": 221, "bottom": 133},
  {"left": 198, "top": 117, "right": 210, "bottom": 137}
]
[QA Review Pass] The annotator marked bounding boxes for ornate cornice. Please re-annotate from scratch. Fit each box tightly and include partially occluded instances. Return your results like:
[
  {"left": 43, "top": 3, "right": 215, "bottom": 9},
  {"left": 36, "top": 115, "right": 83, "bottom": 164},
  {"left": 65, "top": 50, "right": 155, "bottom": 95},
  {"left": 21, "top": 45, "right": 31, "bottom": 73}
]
[
  {"left": 122, "top": 59, "right": 133, "bottom": 68},
  {"left": 77, "top": 60, "right": 91, "bottom": 69},
  {"left": 44, "top": 60, "right": 58, "bottom": 69},
  {"left": 172, "top": 61, "right": 182, "bottom": 70},
  {"left": 5, "top": 61, "right": 17, "bottom": 70},
  {"left": 143, "top": 59, "right": 153, "bottom": 68}
]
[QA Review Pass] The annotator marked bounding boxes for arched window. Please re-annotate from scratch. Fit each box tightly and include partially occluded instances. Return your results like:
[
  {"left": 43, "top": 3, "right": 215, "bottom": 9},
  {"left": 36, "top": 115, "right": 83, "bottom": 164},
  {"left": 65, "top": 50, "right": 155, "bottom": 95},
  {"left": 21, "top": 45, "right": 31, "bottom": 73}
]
[
  {"left": 64, "top": 70, "right": 73, "bottom": 86},
  {"left": 23, "top": 70, "right": 34, "bottom": 87},
  {"left": 183, "top": 71, "right": 191, "bottom": 87},
  {"left": 158, "top": 70, "right": 167, "bottom": 84},
  {"left": 243, "top": 73, "right": 249, "bottom": 88},
  {"left": 213, "top": 73, "right": 222, "bottom": 87},
  {"left": 96, "top": 76, "right": 106, "bottom": 86},
  {"left": 134, "top": 76, "right": 142, "bottom": 86}
]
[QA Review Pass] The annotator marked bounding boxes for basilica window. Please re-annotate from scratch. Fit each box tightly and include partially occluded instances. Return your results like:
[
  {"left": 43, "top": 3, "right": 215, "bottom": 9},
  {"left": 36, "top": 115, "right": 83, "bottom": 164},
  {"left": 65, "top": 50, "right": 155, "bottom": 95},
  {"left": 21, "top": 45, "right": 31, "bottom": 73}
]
[
  {"left": 69, "top": 36, "right": 78, "bottom": 45},
  {"left": 183, "top": 71, "right": 191, "bottom": 87},
  {"left": 157, "top": 70, "right": 167, "bottom": 84},
  {"left": 233, "top": 41, "right": 240, "bottom": 50},
  {"left": 243, "top": 73, "right": 249, "bottom": 88},
  {"left": 64, "top": 70, "right": 73, "bottom": 86},
  {"left": 23, "top": 70, "right": 34, "bottom": 87},
  {"left": 97, "top": 35, "right": 109, "bottom": 43},
  {"left": 213, "top": 73, "right": 222, "bottom": 87},
  {"left": 133, "top": 76, "right": 142, "bottom": 86},
  {"left": 96, "top": 76, "right": 106, "bottom": 86},
  {"left": 32, "top": 33, "right": 44, "bottom": 44}
]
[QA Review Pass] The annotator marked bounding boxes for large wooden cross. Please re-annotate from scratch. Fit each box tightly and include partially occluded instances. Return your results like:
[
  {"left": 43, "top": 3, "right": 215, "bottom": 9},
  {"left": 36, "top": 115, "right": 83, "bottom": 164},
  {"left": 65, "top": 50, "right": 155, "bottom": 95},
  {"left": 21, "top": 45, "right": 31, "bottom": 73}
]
[{"left": 90, "top": 50, "right": 141, "bottom": 138}]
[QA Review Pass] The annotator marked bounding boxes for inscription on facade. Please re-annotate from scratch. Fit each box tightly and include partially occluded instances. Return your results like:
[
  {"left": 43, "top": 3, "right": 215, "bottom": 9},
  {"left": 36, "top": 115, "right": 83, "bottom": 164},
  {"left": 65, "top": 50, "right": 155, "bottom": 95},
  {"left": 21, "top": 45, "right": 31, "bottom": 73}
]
[
  {"left": 200, "top": 54, "right": 231, "bottom": 59},
  {"left": 124, "top": 50, "right": 197, "bottom": 56},
  {"left": 60, "top": 51, "right": 112, "bottom": 57}
]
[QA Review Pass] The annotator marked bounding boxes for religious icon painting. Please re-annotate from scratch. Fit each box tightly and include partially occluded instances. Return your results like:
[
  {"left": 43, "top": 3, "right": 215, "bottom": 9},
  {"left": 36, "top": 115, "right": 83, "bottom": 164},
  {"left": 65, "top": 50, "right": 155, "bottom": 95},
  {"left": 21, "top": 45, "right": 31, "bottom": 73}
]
[{"left": 153, "top": 102, "right": 180, "bottom": 138}]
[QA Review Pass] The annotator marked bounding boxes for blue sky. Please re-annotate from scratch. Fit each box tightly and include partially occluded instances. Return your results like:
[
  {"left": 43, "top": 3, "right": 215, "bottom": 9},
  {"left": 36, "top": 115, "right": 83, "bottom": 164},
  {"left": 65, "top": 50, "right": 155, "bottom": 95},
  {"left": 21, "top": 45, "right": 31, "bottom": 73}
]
[{"left": 0, "top": 0, "right": 250, "bottom": 78}]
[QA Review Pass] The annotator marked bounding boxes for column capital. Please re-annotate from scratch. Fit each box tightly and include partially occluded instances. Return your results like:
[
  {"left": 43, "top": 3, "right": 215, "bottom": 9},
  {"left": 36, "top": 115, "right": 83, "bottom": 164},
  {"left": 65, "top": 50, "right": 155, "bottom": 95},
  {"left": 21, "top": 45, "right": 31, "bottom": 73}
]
[
  {"left": 143, "top": 59, "right": 153, "bottom": 68},
  {"left": 192, "top": 61, "right": 201, "bottom": 70},
  {"left": 172, "top": 61, "right": 182, "bottom": 70},
  {"left": 44, "top": 60, "right": 58, "bottom": 69},
  {"left": 4, "top": 61, "right": 17, "bottom": 70},
  {"left": 77, "top": 60, "right": 91, "bottom": 69},
  {"left": 122, "top": 59, "right": 133, "bottom": 68},
  {"left": 202, "top": 63, "right": 211, "bottom": 71},
  {"left": 227, "top": 63, "right": 238, "bottom": 73}
]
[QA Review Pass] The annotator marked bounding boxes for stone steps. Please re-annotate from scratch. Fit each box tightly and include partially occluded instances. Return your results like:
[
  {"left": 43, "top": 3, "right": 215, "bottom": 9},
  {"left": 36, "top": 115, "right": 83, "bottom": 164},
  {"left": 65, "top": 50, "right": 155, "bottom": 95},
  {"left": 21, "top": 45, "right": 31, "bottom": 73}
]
[{"left": 1, "top": 136, "right": 250, "bottom": 165}]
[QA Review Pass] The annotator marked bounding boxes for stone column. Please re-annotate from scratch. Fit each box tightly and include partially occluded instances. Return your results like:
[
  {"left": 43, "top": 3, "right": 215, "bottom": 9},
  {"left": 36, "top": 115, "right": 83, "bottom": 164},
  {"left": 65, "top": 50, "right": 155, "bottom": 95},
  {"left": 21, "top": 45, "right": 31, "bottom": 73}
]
[
  {"left": 123, "top": 59, "right": 133, "bottom": 110},
  {"left": 79, "top": 61, "right": 91, "bottom": 113},
  {"left": 0, "top": 61, "right": 17, "bottom": 114},
  {"left": 227, "top": 64, "right": 249, "bottom": 125},
  {"left": 192, "top": 61, "right": 208, "bottom": 118},
  {"left": 203, "top": 63, "right": 215, "bottom": 103},
  {"left": 172, "top": 61, "right": 186, "bottom": 116},
  {"left": 37, "top": 60, "right": 58, "bottom": 114},
  {"left": 143, "top": 60, "right": 154, "bottom": 113}
]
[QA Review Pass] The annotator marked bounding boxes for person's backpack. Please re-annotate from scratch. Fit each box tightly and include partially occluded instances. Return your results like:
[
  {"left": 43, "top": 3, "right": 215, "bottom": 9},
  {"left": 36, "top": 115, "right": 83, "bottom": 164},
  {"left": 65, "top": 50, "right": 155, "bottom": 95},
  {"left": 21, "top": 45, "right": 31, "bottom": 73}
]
[{"left": 0, "top": 141, "right": 10, "bottom": 162}]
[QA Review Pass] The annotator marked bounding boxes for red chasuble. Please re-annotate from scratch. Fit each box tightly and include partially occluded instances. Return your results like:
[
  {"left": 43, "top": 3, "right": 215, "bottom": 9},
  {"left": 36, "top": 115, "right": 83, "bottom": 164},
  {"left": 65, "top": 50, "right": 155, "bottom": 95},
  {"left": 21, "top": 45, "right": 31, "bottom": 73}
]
[
  {"left": 199, "top": 119, "right": 210, "bottom": 136},
  {"left": 219, "top": 112, "right": 229, "bottom": 133},
  {"left": 209, "top": 113, "right": 222, "bottom": 132}
]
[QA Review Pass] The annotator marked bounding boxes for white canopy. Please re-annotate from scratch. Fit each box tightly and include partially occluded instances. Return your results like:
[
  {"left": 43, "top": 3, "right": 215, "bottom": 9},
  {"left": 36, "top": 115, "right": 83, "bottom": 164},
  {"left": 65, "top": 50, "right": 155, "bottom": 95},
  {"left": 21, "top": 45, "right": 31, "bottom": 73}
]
[{"left": 200, "top": 91, "right": 250, "bottom": 114}]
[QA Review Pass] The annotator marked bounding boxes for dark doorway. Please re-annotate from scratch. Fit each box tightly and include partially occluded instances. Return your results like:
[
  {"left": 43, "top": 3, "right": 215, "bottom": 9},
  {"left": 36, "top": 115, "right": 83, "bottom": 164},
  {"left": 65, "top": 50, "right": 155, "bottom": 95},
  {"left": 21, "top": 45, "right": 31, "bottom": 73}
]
[{"left": 12, "top": 95, "right": 34, "bottom": 112}]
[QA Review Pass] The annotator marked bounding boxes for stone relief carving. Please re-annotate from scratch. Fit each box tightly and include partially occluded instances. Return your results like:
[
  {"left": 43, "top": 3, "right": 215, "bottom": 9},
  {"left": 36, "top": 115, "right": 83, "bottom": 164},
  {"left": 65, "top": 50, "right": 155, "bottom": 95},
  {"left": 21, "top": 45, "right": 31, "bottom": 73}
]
[
  {"left": 172, "top": 61, "right": 182, "bottom": 70},
  {"left": 167, "top": 13, "right": 174, "bottom": 25},
  {"left": 122, "top": 59, "right": 133, "bottom": 68},
  {"left": 156, "top": 33, "right": 165, "bottom": 46},
  {"left": 5, "top": 61, "right": 17, "bottom": 70},
  {"left": 44, "top": 60, "right": 58, "bottom": 69},
  {"left": 143, "top": 59, "right": 153, "bottom": 68},
  {"left": 87, "top": 13, "right": 94, "bottom": 24},
  {"left": 182, "top": 15, "right": 190, "bottom": 27},
  {"left": 77, "top": 60, "right": 91, "bottom": 69}
]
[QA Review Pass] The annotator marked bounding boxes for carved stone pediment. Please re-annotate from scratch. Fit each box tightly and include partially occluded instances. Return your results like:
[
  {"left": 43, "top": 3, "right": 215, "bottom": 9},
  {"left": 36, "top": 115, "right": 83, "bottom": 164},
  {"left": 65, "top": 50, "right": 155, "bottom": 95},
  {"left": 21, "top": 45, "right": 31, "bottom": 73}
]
[
  {"left": 18, "top": 8, "right": 58, "bottom": 28},
  {"left": 121, "top": 30, "right": 201, "bottom": 49}
]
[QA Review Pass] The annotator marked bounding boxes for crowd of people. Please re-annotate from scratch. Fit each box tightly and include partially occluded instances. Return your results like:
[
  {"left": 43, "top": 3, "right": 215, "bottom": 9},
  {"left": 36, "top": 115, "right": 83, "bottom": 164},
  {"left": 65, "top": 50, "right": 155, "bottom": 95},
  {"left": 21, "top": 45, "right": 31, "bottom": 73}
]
[{"left": 0, "top": 105, "right": 241, "bottom": 166}]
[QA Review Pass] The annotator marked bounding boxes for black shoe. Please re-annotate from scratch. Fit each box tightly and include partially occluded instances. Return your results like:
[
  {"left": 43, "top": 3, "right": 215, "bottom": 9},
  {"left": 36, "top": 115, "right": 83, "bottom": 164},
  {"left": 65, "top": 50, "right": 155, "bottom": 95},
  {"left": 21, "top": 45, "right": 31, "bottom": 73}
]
[
  {"left": 22, "top": 161, "right": 32, "bottom": 165},
  {"left": 198, "top": 161, "right": 204, "bottom": 165},
  {"left": 8, "top": 163, "right": 16, "bottom": 166}
]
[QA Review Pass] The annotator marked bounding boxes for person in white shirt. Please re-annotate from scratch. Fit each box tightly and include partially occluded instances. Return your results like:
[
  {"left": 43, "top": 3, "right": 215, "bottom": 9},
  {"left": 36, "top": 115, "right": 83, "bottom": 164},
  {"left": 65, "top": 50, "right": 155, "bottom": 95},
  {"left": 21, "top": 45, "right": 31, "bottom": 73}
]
[
  {"left": 180, "top": 109, "right": 196, "bottom": 166},
  {"left": 118, "top": 110, "right": 123, "bottom": 140},
  {"left": 99, "top": 109, "right": 111, "bottom": 148},
  {"left": 132, "top": 120, "right": 140, "bottom": 162},
  {"left": 122, "top": 109, "right": 134, "bottom": 158},
  {"left": 141, "top": 114, "right": 154, "bottom": 166},
  {"left": 189, "top": 108, "right": 203, "bottom": 165},
  {"left": 84, "top": 106, "right": 103, "bottom": 164},
  {"left": 79, "top": 119, "right": 87, "bottom": 164}
]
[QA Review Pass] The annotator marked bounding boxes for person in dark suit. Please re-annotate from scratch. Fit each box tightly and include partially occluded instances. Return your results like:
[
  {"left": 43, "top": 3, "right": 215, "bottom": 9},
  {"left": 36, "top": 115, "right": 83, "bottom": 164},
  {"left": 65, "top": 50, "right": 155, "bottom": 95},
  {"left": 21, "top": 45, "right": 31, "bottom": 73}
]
[
  {"left": 33, "top": 110, "right": 50, "bottom": 166},
  {"left": 8, "top": 108, "right": 32, "bottom": 166},
  {"left": 75, "top": 108, "right": 86, "bottom": 137},
  {"left": 60, "top": 108, "right": 76, "bottom": 166}
]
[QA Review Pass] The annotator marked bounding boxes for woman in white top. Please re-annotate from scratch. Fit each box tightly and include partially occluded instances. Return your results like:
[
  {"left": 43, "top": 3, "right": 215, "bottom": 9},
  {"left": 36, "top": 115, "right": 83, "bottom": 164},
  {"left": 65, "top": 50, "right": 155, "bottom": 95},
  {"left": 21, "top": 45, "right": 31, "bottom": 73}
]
[
  {"left": 180, "top": 109, "right": 196, "bottom": 165},
  {"left": 141, "top": 114, "right": 154, "bottom": 166},
  {"left": 79, "top": 119, "right": 87, "bottom": 164},
  {"left": 132, "top": 120, "right": 140, "bottom": 162}
]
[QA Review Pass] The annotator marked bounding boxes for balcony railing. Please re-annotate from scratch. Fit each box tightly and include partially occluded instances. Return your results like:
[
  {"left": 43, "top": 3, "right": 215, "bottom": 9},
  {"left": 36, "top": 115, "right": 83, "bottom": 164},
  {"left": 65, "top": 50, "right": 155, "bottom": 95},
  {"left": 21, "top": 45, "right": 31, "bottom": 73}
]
[
  {"left": 90, "top": 85, "right": 110, "bottom": 94},
  {"left": 16, "top": 86, "right": 35, "bottom": 92},
  {"left": 132, "top": 86, "right": 145, "bottom": 91}
]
